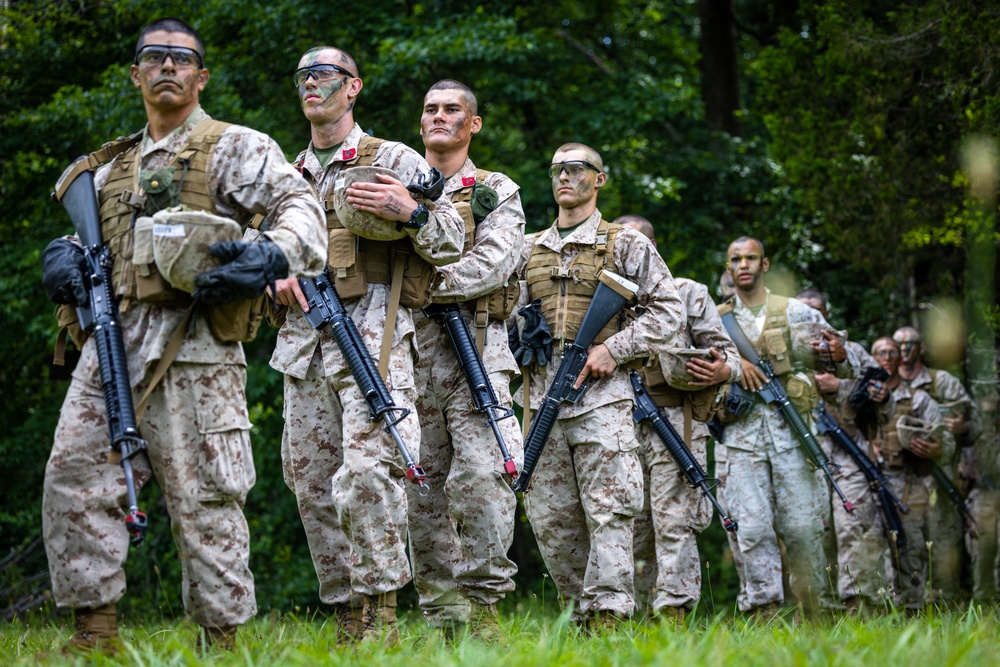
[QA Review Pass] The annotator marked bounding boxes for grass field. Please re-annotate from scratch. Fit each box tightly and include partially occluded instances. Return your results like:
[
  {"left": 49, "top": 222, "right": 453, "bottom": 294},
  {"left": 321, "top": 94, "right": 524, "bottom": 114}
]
[{"left": 4, "top": 602, "right": 1000, "bottom": 666}]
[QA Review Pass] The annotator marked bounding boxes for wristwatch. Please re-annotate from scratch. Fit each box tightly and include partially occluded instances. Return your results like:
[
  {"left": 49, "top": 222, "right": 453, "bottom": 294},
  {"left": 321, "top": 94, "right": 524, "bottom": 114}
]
[{"left": 400, "top": 203, "right": 429, "bottom": 230}]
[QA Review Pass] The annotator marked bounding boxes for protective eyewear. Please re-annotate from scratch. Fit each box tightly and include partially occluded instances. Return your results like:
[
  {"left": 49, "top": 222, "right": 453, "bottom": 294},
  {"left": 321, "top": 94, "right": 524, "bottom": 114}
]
[
  {"left": 548, "top": 161, "right": 602, "bottom": 179},
  {"left": 293, "top": 64, "right": 356, "bottom": 87},
  {"left": 134, "top": 45, "right": 204, "bottom": 69},
  {"left": 873, "top": 349, "right": 901, "bottom": 359}
]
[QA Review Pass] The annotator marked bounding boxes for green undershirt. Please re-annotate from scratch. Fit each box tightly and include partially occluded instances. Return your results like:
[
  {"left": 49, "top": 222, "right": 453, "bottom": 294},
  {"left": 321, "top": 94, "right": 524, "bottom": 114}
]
[
  {"left": 557, "top": 219, "right": 588, "bottom": 239},
  {"left": 313, "top": 143, "right": 342, "bottom": 170}
]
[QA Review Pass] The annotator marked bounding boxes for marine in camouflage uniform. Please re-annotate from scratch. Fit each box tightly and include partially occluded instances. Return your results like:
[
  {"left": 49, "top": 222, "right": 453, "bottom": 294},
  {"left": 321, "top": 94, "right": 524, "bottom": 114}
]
[
  {"left": 893, "top": 326, "right": 981, "bottom": 605},
  {"left": 867, "top": 337, "right": 955, "bottom": 608},
  {"left": 407, "top": 81, "right": 525, "bottom": 636},
  {"left": 269, "top": 47, "right": 463, "bottom": 639},
  {"left": 41, "top": 19, "right": 326, "bottom": 652},
  {"left": 630, "top": 275, "right": 741, "bottom": 618},
  {"left": 718, "top": 237, "right": 852, "bottom": 614},
  {"left": 514, "top": 145, "right": 685, "bottom": 624}
]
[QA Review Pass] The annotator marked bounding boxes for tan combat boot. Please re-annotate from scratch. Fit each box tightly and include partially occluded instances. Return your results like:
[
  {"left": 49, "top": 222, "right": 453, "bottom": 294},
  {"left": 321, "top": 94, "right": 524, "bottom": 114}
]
[
  {"left": 586, "top": 609, "right": 626, "bottom": 635},
  {"left": 340, "top": 592, "right": 399, "bottom": 645},
  {"left": 63, "top": 603, "right": 122, "bottom": 656},
  {"left": 200, "top": 624, "right": 238, "bottom": 651},
  {"left": 469, "top": 601, "right": 502, "bottom": 644},
  {"left": 654, "top": 605, "right": 686, "bottom": 627}
]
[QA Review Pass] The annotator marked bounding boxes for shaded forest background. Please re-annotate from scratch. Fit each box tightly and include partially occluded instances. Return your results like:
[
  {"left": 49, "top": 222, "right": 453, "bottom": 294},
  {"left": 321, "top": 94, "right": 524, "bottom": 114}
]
[{"left": 2, "top": 0, "right": 998, "bottom": 618}]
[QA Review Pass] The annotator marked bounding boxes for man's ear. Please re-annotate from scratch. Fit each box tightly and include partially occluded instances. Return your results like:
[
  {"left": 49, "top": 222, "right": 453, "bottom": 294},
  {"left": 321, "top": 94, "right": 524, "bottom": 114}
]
[
  {"left": 762, "top": 256, "right": 770, "bottom": 273},
  {"left": 196, "top": 68, "right": 210, "bottom": 91},
  {"left": 595, "top": 172, "right": 607, "bottom": 188},
  {"left": 470, "top": 115, "right": 483, "bottom": 136},
  {"left": 129, "top": 65, "right": 142, "bottom": 88}
]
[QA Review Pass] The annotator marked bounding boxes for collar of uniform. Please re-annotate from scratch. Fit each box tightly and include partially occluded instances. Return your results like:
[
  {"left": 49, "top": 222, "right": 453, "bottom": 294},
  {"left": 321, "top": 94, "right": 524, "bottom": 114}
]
[
  {"left": 891, "top": 380, "right": 916, "bottom": 401},
  {"left": 299, "top": 122, "right": 365, "bottom": 180},
  {"left": 536, "top": 209, "right": 603, "bottom": 253},
  {"left": 733, "top": 286, "right": 772, "bottom": 315},
  {"left": 443, "top": 157, "right": 477, "bottom": 196},
  {"left": 907, "top": 364, "right": 933, "bottom": 388},
  {"left": 140, "top": 105, "right": 208, "bottom": 158}
]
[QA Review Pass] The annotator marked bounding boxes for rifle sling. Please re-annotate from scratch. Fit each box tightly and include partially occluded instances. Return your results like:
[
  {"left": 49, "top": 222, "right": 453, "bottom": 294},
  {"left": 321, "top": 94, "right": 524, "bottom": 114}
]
[
  {"left": 378, "top": 252, "right": 406, "bottom": 383},
  {"left": 683, "top": 395, "right": 693, "bottom": 446}
]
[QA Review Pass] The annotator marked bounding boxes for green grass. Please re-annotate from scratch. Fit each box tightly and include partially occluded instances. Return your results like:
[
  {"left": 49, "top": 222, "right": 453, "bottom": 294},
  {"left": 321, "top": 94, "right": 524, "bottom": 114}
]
[{"left": 5, "top": 602, "right": 1000, "bottom": 666}]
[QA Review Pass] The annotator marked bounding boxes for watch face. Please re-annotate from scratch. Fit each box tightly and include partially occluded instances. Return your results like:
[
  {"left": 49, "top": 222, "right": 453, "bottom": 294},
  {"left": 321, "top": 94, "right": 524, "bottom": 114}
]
[{"left": 412, "top": 204, "right": 429, "bottom": 226}]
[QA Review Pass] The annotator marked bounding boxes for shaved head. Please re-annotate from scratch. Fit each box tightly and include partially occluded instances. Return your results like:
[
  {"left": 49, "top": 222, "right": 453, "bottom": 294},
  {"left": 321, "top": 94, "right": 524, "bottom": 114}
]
[
  {"left": 554, "top": 142, "right": 604, "bottom": 171},
  {"left": 300, "top": 45, "right": 359, "bottom": 78},
  {"left": 427, "top": 79, "right": 477, "bottom": 115}
]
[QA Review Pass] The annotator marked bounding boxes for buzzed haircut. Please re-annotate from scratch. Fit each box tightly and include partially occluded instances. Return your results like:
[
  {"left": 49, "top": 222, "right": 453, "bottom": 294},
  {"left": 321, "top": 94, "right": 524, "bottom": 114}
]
[
  {"left": 796, "top": 288, "right": 827, "bottom": 310},
  {"left": 613, "top": 214, "right": 655, "bottom": 240},
  {"left": 300, "top": 45, "right": 359, "bottom": 78},
  {"left": 729, "top": 235, "right": 766, "bottom": 259},
  {"left": 427, "top": 79, "right": 478, "bottom": 115},
  {"left": 137, "top": 18, "right": 204, "bottom": 62},
  {"left": 554, "top": 142, "right": 604, "bottom": 171}
]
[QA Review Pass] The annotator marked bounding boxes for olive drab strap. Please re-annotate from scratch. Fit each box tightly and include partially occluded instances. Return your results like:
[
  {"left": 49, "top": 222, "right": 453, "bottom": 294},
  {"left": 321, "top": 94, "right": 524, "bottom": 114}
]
[
  {"left": 53, "top": 132, "right": 143, "bottom": 202},
  {"left": 683, "top": 395, "right": 693, "bottom": 447},
  {"left": 379, "top": 252, "right": 407, "bottom": 383}
]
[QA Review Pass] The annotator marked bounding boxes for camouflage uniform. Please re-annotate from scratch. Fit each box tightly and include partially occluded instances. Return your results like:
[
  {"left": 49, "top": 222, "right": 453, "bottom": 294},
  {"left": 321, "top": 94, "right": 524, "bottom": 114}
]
[
  {"left": 718, "top": 290, "right": 848, "bottom": 612},
  {"left": 516, "top": 212, "right": 685, "bottom": 618},
  {"left": 272, "top": 124, "right": 463, "bottom": 604},
  {"left": 825, "top": 343, "right": 888, "bottom": 606},
  {"left": 42, "top": 106, "right": 327, "bottom": 628},
  {"left": 408, "top": 160, "right": 525, "bottom": 626},
  {"left": 878, "top": 383, "right": 953, "bottom": 608},
  {"left": 902, "top": 366, "right": 980, "bottom": 603},
  {"left": 632, "top": 278, "right": 741, "bottom": 614}
]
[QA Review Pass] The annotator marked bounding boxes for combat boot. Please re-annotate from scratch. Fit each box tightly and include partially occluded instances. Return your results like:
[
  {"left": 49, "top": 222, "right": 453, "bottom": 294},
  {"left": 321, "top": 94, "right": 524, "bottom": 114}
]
[
  {"left": 653, "top": 605, "right": 686, "bottom": 627},
  {"left": 586, "top": 609, "right": 626, "bottom": 635},
  {"left": 62, "top": 603, "right": 122, "bottom": 656},
  {"left": 200, "top": 624, "right": 238, "bottom": 651},
  {"left": 469, "top": 601, "right": 502, "bottom": 644},
  {"left": 341, "top": 592, "right": 399, "bottom": 645},
  {"left": 749, "top": 601, "right": 782, "bottom": 622}
]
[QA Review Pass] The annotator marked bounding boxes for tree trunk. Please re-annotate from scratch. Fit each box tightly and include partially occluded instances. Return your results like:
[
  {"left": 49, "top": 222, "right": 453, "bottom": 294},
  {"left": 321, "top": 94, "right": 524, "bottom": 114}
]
[{"left": 699, "top": 0, "right": 741, "bottom": 136}]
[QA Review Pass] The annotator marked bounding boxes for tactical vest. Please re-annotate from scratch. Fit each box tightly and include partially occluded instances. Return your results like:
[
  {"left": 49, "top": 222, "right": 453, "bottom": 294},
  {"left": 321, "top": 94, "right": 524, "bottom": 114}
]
[
  {"left": 314, "top": 135, "right": 433, "bottom": 307},
  {"left": 524, "top": 218, "right": 623, "bottom": 347},
  {"left": 718, "top": 293, "right": 793, "bottom": 375},
  {"left": 450, "top": 168, "right": 493, "bottom": 253},
  {"left": 98, "top": 119, "right": 231, "bottom": 307}
]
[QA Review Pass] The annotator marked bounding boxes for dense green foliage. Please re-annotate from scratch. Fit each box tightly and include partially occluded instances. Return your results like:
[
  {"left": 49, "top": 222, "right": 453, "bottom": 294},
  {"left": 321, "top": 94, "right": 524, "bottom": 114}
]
[{"left": 1, "top": 0, "right": 996, "bottom": 618}]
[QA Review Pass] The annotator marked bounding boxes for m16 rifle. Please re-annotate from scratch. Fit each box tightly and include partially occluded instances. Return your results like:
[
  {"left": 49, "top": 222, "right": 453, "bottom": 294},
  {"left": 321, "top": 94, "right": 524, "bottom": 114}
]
[
  {"left": 720, "top": 312, "right": 855, "bottom": 513},
  {"left": 512, "top": 270, "right": 639, "bottom": 493},
  {"left": 423, "top": 303, "right": 518, "bottom": 478},
  {"left": 630, "top": 370, "right": 738, "bottom": 532},
  {"left": 299, "top": 271, "right": 428, "bottom": 493},
  {"left": 53, "top": 160, "right": 148, "bottom": 545}
]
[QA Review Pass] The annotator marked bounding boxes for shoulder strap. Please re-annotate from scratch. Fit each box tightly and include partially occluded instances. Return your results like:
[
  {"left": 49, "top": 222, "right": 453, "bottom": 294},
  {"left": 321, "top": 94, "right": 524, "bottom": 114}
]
[
  {"left": 54, "top": 131, "right": 144, "bottom": 201},
  {"left": 717, "top": 299, "right": 734, "bottom": 316}
]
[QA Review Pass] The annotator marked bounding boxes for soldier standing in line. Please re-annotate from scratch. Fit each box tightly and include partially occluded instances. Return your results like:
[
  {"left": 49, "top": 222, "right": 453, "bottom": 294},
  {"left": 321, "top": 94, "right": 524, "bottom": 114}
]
[
  {"left": 865, "top": 336, "right": 954, "bottom": 609},
  {"left": 512, "top": 145, "right": 685, "bottom": 629},
  {"left": 407, "top": 79, "right": 525, "bottom": 641},
  {"left": 617, "top": 215, "right": 741, "bottom": 622},
  {"left": 798, "top": 290, "right": 887, "bottom": 612},
  {"left": 268, "top": 46, "right": 464, "bottom": 643},
  {"left": 717, "top": 237, "right": 851, "bottom": 617},
  {"left": 893, "top": 325, "right": 981, "bottom": 604},
  {"left": 39, "top": 18, "right": 327, "bottom": 654}
]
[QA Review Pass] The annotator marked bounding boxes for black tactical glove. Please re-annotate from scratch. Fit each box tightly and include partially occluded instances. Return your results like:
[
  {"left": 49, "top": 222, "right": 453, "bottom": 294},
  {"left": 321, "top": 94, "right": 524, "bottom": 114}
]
[
  {"left": 41, "top": 238, "right": 89, "bottom": 306},
  {"left": 193, "top": 239, "right": 289, "bottom": 306},
  {"left": 507, "top": 319, "right": 521, "bottom": 356},
  {"left": 513, "top": 298, "right": 553, "bottom": 368}
]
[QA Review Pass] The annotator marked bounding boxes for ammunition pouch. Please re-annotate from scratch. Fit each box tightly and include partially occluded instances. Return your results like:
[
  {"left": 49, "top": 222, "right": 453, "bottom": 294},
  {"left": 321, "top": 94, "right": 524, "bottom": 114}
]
[
  {"left": 717, "top": 383, "right": 754, "bottom": 423},
  {"left": 786, "top": 372, "right": 820, "bottom": 418},
  {"left": 761, "top": 328, "right": 792, "bottom": 375},
  {"left": 204, "top": 295, "right": 267, "bottom": 343}
]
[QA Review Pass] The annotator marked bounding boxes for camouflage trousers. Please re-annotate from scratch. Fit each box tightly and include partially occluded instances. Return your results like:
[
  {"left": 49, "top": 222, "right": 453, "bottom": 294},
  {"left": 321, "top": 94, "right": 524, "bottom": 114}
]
[
  {"left": 633, "top": 410, "right": 712, "bottom": 614},
  {"left": 829, "top": 448, "right": 892, "bottom": 606},
  {"left": 281, "top": 346, "right": 417, "bottom": 603},
  {"left": 523, "top": 400, "right": 644, "bottom": 619},
  {"left": 966, "top": 487, "right": 1000, "bottom": 602},
  {"left": 882, "top": 469, "right": 932, "bottom": 608},
  {"left": 721, "top": 442, "right": 833, "bottom": 612},
  {"left": 42, "top": 362, "right": 256, "bottom": 628},
  {"left": 920, "top": 471, "right": 965, "bottom": 604},
  {"left": 407, "top": 327, "right": 521, "bottom": 626}
]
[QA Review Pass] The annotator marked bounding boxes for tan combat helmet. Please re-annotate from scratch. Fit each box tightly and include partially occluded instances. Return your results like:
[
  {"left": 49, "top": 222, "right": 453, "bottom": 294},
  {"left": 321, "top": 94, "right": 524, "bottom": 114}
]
[
  {"left": 148, "top": 208, "right": 242, "bottom": 293},
  {"left": 333, "top": 166, "right": 408, "bottom": 241}
]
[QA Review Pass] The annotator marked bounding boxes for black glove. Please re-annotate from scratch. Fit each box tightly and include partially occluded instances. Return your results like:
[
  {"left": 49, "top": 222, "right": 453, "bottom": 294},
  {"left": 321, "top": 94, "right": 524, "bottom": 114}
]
[
  {"left": 41, "top": 238, "right": 89, "bottom": 306},
  {"left": 507, "top": 320, "right": 521, "bottom": 356},
  {"left": 513, "top": 298, "right": 553, "bottom": 368},
  {"left": 193, "top": 239, "right": 289, "bottom": 306}
]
